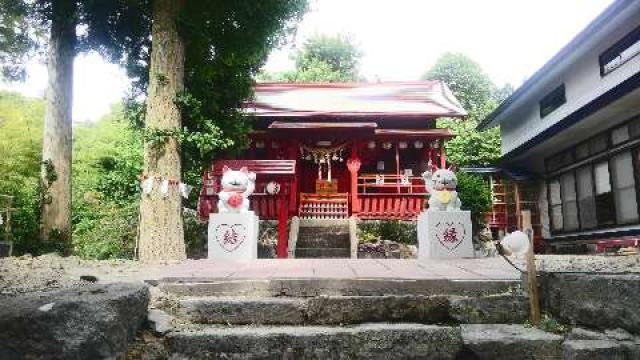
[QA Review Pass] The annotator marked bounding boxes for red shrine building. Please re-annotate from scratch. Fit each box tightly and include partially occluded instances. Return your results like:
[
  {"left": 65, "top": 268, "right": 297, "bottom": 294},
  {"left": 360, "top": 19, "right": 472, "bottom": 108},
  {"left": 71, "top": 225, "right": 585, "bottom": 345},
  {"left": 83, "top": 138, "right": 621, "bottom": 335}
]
[{"left": 198, "top": 81, "right": 467, "bottom": 225}]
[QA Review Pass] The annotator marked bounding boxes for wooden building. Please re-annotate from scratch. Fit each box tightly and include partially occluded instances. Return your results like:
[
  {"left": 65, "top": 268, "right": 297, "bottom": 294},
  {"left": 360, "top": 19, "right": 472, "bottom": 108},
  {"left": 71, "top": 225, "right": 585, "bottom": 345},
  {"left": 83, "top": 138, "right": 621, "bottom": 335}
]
[
  {"left": 477, "top": 0, "right": 640, "bottom": 252},
  {"left": 198, "top": 81, "right": 467, "bottom": 226}
]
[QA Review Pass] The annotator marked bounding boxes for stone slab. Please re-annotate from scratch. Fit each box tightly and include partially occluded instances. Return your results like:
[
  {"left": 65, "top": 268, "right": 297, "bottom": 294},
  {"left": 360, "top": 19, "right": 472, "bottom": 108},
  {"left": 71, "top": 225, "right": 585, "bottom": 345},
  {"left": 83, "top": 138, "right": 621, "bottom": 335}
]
[
  {"left": 208, "top": 212, "right": 259, "bottom": 260},
  {"left": 461, "top": 324, "right": 563, "bottom": 360},
  {"left": 418, "top": 210, "right": 475, "bottom": 259},
  {"left": 541, "top": 273, "right": 640, "bottom": 333},
  {"left": 562, "top": 340, "right": 629, "bottom": 360},
  {"left": 167, "top": 323, "right": 463, "bottom": 359},
  {"left": 0, "top": 283, "right": 149, "bottom": 360},
  {"left": 449, "top": 292, "right": 529, "bottom": 324}
]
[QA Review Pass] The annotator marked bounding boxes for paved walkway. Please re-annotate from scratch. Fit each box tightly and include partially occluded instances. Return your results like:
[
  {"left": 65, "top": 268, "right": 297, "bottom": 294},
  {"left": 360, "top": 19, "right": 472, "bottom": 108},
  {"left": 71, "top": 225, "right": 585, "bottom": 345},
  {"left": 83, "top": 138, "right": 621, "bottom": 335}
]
[{"left": 154, "top": 257, "right": 521, "bottom": 282}]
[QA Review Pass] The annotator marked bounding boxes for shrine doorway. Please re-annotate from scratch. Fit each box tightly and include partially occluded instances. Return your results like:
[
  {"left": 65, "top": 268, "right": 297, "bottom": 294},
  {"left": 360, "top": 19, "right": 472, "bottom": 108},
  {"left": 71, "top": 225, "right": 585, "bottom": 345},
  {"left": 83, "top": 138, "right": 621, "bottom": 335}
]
[{"left": 297, "top": 140, "right": 352, "bottom": 219}]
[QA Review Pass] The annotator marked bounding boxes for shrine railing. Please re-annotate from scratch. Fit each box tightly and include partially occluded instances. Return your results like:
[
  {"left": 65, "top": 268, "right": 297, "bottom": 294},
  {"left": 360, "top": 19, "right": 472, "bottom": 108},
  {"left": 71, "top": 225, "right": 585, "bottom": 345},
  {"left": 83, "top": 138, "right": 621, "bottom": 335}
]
[
  {"left": 198, "top": 193, "right": 284, "bottom": 221},
  {"left": 357, "top": 193, "right": 426, "bottom": 220},
  {"left": 357, "top": 174, "right": 426, "bottom": 194}
]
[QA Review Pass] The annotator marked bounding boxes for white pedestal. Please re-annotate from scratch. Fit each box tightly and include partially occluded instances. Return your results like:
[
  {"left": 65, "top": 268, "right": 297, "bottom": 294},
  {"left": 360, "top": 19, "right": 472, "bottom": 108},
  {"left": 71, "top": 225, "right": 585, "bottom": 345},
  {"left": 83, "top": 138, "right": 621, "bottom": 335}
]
[
  {"left": 208, "top": 211, "right": 259, "bottom": 260},
  {"left": 418, "top": 210, "right": 475, "bottom": 258}
]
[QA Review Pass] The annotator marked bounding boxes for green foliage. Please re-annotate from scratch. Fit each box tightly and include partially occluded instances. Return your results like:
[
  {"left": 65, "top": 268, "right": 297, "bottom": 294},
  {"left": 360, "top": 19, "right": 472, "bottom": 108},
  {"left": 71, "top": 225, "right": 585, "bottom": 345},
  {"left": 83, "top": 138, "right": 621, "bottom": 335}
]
[
  {"left": 525, "top": 314, "right": 570, "bottom": 335},
  {"left": 71, "top": 106, "right": 143, "bottom": 259},
  {"left": 261, "top": 33, "right": 362, "bottom": 82},
  {"left": 358, "top": 220, "right": 417, "bottom": 245},
  {"left": 423, "top": 52, "right": 513, "bottom": 167},
  {"left": 456, "top": 172, "right": 492, "bottom": 231},
  {"left": 95, "top": 0, "right": 308, "bottom": 184},
  {"left": 0, "top": 91, "right": 44, "bottom": 254}
]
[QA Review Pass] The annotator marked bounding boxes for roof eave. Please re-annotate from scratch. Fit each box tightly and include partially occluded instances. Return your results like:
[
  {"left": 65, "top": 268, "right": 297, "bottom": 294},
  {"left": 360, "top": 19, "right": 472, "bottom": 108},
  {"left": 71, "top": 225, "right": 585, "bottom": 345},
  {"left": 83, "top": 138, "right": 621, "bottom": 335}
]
[{"left": 476, "top": 0, "right": 633, "bottom": 132}]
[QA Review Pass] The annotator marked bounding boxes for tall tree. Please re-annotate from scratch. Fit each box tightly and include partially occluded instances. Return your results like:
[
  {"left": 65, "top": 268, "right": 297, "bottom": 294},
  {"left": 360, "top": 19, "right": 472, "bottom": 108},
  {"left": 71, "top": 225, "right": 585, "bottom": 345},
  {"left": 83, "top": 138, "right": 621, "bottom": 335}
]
[
  {"left": 95, "top": 0, "right": 307, "bottom": 261},
  {"left": 423, "top": 52, "right": 512, "bottom": 167},
  {"left": 137, "top": 0, "right": 186, "bottom": 261},
  {"left": 0, "top": 0, "right": 128, "bottom": 244},
  {"left": 40, "top": 0, "right": 76, "bottom": 242},
  {"left": 260, "top": 33, "right": 362, "bottom": 82}
]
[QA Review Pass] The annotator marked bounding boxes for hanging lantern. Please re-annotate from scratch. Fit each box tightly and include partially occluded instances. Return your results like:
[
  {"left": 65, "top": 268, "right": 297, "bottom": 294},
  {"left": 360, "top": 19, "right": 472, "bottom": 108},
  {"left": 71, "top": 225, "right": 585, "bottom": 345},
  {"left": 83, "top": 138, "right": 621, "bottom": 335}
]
[
  {"left": 382, "top": 142, "right": 393, "bottom": 150},
  {"left": 368, "top": 141, "right": 376, "bottom": 149},
  {"left": 265, "top": 181, "right": 281, "bottom": 195},
  {"left": 431, "top": 141, "right": 440, "bottom": 149},
  {"left": 398, "top": 141, "right": 408, "bottom": 149},
  {"left": 414, "top": 140, "right": 424, "bottom": 149},
  {"left": 255, "top": 140, "right": 265, "bottom": 149}
]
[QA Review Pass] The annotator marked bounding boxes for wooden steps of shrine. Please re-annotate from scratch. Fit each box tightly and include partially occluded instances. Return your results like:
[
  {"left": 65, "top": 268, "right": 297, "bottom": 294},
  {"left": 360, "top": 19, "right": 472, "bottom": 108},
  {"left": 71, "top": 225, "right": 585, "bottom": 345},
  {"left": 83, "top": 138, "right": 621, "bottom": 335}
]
[{"left": 299, "top": 193, "right": 349, "bottom": 219}]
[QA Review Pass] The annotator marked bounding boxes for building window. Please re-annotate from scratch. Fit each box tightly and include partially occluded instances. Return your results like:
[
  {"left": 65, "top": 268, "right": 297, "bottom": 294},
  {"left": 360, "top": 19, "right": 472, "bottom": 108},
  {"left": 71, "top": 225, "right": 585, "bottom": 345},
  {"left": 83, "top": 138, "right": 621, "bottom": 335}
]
[
  {"left": 594, "top": 161, "right": 615, "bottom": 226},
  {"left": 549, "top": 179, "right": 563, "bottom": 231},
  {"left": 546, "top": 114, "right": 640, "bottom": 235},
  {"left": 560, "top": 172, "right": 579, "bottom": 231},
  {"left": 610, "top": 151, "right": 639, "bottom": 224},
  {"left": 576, "top": 165, "right": 597, "bottom": 230},
  {"left": 599, "top": 25, "right": 640, "bottom": 76},
  {"left": 539, "top": 84, "right": 566, "bottom": 118}
]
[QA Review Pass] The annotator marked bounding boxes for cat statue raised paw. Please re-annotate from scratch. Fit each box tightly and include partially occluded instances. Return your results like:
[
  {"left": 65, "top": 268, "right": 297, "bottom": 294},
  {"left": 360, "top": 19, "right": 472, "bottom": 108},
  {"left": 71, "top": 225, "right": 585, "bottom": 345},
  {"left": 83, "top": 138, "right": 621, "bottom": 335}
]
[
  {"left": 422, "top": 165, "right": 462, "bottom": 211},
  {"left": 217, "top": 166, "right": 256, "bottom": 213}
]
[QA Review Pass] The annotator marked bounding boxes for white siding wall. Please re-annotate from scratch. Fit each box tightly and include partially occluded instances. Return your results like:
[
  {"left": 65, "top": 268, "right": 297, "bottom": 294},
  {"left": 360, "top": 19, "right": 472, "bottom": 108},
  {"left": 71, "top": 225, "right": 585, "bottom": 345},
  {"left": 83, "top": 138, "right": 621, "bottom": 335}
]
[{"left": 501, "top": 14, "right": 640, "bottom": 155}]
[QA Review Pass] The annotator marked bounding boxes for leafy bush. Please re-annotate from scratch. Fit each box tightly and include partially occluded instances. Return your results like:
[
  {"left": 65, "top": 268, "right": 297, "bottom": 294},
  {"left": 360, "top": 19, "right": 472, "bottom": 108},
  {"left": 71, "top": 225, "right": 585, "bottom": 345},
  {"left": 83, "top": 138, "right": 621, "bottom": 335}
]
[
  {"left": 71, "top": 106, "right": 144, "bottom": 259},
  {"left": 358, "top": 220, "right": 417, "bottom": 245},
  {"left": 456, "top": 172, "right": 492, "bottom": 232},
  {"left": 0, "top": 92, "right": 48, "bottom": 255}
]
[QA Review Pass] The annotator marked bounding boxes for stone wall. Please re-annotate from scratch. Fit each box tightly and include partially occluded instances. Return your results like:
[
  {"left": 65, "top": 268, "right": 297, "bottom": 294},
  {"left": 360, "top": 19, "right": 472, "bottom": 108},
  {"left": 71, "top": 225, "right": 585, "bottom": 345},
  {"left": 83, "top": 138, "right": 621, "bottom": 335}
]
[{"left": 540, "top": 273, "right": 640, "bottom": 334}]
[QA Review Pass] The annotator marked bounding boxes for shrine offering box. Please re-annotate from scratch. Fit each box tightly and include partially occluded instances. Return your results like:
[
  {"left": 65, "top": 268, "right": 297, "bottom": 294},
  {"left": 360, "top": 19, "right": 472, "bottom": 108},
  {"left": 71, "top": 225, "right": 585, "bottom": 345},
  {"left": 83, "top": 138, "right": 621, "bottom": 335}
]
[
  {"left": 208, "top": 212, "right": 259, "bottom": 260},
  {"left": 418, "top": 210, "right": 475, "bottom": 258},
  {"left": 316, "top": 179, "right": 338, "bottom": 194}
]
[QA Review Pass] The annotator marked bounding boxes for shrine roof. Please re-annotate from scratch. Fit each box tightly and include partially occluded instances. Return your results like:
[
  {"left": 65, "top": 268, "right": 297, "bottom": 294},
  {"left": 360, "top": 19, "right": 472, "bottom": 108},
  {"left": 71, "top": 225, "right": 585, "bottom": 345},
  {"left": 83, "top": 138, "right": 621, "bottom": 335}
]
[{"left": 245, "top": 81, "right": 467, "bottom": 120}]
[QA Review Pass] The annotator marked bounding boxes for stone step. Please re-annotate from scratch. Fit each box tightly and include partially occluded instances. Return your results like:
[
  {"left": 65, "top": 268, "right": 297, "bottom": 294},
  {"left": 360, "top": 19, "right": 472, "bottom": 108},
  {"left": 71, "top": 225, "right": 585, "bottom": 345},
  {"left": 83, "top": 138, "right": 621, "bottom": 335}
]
[
  {"left": 295, "top": 247, "right": 351, "bottom": 258},
  {"left": 460, "top": 324, "right": 564, "bottom": 359},
  {"left": 156, "top": 278, "right": 521, "bottom": 298},
  {"left": 177, "top": 295, "right": 454, "bottom": 325},
  {"left": 166, "top": 323, "right": 566, "bottom": 359},
  {"left": 166, "top": 323, "right": 464, "bottom": 359},
  {"left": 296, "top": 233, "right": 350, "bottom": 249}
]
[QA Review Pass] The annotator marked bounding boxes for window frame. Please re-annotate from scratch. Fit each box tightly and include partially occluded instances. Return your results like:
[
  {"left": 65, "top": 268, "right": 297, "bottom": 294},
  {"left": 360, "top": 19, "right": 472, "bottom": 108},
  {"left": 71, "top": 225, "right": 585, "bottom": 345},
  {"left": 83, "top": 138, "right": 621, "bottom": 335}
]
[
  {"left": 599, "top": 25, "right": 640, "bottom": 77},
  {"left": 539, "top": 84, "right": 567, "bottom": 119},
  {"left": 545, "top": 114, "right": 640, "bottom": 235}
]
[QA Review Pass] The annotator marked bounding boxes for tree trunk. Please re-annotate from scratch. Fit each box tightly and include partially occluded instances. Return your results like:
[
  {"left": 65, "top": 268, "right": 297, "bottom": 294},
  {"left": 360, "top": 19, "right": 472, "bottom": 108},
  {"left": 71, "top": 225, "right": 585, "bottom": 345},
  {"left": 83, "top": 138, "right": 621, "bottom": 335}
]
[
  {"left": 41, "top": 0, "right": 76, "bottom": 243},
  {"left": 138, "top": 0, "right": 186, "bottom": 262}
]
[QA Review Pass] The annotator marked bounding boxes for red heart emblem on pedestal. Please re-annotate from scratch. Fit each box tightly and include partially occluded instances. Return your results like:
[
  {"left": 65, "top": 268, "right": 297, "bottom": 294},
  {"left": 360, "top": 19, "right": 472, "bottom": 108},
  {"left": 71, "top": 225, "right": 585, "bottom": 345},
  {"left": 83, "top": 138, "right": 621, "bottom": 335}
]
[
  {"left": 215, "top": 224, "right": 247, "bottom": 252},
  {"left": 434, "top": 221, "right": 466, "bottom": 252}
]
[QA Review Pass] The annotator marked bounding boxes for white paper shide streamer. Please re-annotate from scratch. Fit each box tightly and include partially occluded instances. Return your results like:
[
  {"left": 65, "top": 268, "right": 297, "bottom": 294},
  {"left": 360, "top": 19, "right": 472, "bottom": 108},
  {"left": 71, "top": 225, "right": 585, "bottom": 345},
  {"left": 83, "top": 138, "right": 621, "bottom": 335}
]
[
  {"left": 179, "top": 183, "right": 193, "bottom": 199},
  {"left": 142, "top": 177, "right": 154, "bottom": 194},
  {"left": 160, "top": 179, "right": 170, "bottom": 198},
  {"left": 140, "top": 176, "right": 193, "bottom": 199}
]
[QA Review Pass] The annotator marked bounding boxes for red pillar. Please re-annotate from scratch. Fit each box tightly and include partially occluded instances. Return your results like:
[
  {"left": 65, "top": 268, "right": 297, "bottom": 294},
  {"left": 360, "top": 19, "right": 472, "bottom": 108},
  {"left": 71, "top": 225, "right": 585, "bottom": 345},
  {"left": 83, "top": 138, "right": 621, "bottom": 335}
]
[
  {"left": 348, "top": 142, "right": 362, "bottom": 215},
  {"left": 277, "top": 191, "right": 288, "bottom": 258},
  {"left": 288, "top": 141, "right": 299, "bottom": 215},
  {"left": 347, "top": 157, "right": 361, "bottom": 215},
  {"left": 439, "top": 139, "right": 446, "bottom": 169}
]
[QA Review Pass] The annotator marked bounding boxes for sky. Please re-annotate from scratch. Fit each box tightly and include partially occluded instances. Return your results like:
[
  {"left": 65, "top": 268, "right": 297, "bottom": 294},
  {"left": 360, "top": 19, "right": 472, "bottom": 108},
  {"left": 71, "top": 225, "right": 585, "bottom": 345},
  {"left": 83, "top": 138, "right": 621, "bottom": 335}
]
[{"left": 0, "top": 0, "right": 615, "bottom": 122}]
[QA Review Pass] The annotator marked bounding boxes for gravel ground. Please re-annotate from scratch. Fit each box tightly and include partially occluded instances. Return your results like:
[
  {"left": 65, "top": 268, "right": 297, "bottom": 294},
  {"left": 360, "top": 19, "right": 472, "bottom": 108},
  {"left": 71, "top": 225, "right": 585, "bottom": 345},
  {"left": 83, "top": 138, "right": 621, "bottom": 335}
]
[
  {"left": 0, "top": 254, "right": 165, "bottom": 297},
  {"left": 1, "top": 253, "right": 639, "bottom": 298}
]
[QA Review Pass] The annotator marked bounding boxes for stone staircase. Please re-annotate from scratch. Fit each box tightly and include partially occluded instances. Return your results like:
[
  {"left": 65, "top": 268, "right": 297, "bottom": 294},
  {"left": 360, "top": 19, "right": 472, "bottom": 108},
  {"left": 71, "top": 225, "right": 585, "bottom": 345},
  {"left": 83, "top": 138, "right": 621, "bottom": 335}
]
[
  {"left": 293, "top": 219, "right": 353, "bottom": 258},
  {"left": 146, "top": 278, "right": 583, "bottom": 359}
]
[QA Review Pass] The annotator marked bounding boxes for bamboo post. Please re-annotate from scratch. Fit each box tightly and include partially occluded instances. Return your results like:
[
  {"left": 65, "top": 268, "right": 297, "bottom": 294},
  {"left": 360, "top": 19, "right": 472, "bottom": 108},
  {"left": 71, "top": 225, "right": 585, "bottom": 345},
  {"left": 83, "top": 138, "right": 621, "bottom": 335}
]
[{"left": 522, "top": 210, "right": 541, "bottom": 324}]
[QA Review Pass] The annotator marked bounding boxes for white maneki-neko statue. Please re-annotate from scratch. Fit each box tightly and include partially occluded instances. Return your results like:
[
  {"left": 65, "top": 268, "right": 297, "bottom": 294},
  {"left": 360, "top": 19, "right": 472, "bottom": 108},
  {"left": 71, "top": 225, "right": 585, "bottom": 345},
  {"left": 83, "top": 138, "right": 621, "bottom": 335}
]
[{"left": 422, "top": 164, "right": 462, "bottom": 211}]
